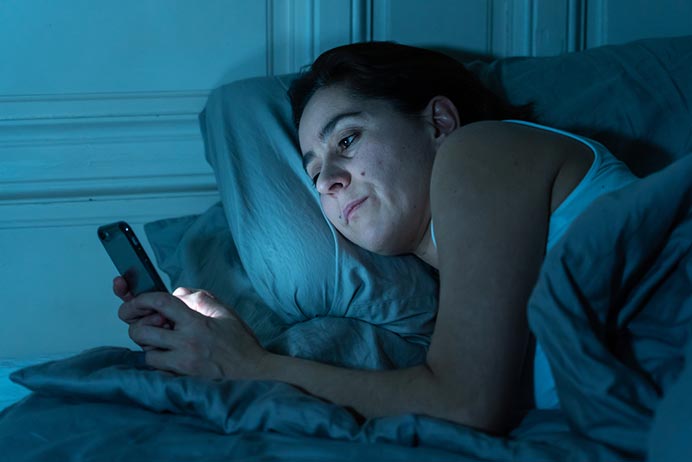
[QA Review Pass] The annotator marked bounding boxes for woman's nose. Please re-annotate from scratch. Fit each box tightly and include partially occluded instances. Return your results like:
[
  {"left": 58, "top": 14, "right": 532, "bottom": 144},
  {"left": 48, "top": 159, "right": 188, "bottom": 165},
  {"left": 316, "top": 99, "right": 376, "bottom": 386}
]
[{"left": 316, "top": 162, "right": 351, "bottom": 194}]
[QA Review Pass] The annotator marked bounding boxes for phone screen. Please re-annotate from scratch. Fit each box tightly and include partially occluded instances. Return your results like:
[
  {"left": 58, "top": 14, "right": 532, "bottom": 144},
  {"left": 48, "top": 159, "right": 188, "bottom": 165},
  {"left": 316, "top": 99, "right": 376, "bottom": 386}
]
[{"left": 98, "top": 221, "right": 168, "bottom": 296}]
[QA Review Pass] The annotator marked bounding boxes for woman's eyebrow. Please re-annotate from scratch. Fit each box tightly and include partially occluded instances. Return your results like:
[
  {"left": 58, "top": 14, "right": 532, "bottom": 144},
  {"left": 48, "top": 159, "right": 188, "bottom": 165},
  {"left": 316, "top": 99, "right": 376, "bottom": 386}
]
[{"left": 319, "top": 111, "right": 362, "bottom": 142}]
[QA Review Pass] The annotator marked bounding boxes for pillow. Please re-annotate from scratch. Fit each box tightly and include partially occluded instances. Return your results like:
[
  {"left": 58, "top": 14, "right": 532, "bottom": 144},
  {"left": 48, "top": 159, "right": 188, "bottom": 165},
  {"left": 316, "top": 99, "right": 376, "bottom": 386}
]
[
  {"left": 197, "top": 74, "right": 439, "bottom": 344},
  {"left": 473, "top": 35, "right": 692, "bottom": 176},
  {"left": 144, "top": 203, "right": 286, "bottom": 343},
  {"left": 145, "top": 204, "right": 428, "bottom": 369}
]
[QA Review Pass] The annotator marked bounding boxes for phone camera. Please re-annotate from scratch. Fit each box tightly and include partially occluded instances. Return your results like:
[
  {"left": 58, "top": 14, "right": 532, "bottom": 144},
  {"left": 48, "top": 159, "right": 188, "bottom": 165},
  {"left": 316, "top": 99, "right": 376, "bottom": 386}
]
[{"left": 98, "top": 230, "right": 110, "bottom": 241}]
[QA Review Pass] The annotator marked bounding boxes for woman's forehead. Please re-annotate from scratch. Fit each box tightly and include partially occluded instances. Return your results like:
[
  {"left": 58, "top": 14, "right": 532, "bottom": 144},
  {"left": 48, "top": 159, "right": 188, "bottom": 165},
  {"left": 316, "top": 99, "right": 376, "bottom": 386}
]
[
  {"left": 299, "top": 86, "right": 396, "bottom": 140},
  {"left": 299, "top": 88, "right": 364, "bottom": 144},
  {"left": 303, "top": 86, "right": 361, "bottom": 121}
]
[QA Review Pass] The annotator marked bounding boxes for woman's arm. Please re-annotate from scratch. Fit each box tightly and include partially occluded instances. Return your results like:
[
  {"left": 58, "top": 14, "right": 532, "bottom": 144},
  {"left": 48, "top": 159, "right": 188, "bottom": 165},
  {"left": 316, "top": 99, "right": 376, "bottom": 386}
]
[
  {"left": 120, "top": 121, "right": 588, "bottom": 434},
  {"left": 255, "top": 121, "right": 580, "bottom": 432},
  {"left": 424, "top": 121, "right": 556, "bottom": 432},
  {"left": 256, "top": 353, "right": 442, "bottom": 419}
]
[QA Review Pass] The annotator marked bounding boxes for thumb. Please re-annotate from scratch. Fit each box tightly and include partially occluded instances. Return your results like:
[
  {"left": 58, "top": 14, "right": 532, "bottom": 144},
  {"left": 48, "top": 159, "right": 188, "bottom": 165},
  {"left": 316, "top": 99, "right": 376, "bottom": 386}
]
[
  {"left": 173, "top": 287, "right": 217, "bottom": 300},
  {"left": 175, "top": 290, "right": 227, "bottom": 318},
  {"left": 172, "top": 287, "right": 193, "bottom": 297}
]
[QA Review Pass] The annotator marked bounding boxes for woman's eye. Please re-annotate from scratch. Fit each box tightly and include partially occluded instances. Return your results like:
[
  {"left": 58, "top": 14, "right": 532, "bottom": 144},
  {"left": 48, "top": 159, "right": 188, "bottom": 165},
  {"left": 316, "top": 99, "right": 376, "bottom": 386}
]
[
  {"left": 338, "top": 134, "right": 356, "bottom": 150},
  {"left": 311, "top": 173, "right": 320, "bottom": 186}
]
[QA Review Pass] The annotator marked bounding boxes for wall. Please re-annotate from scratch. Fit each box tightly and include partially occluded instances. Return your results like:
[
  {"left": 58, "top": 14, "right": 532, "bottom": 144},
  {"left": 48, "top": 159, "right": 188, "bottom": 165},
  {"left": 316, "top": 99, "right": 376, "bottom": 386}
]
[{"left": 1, "top": 0, "right": 690, "bottom": 359}]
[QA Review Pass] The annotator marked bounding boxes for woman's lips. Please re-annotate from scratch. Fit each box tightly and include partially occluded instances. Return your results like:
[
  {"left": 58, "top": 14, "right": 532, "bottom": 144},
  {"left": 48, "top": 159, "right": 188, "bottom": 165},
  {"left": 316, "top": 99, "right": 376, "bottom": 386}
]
[{"left": 344, "top": 197, "right": 368, "bottom": 223}]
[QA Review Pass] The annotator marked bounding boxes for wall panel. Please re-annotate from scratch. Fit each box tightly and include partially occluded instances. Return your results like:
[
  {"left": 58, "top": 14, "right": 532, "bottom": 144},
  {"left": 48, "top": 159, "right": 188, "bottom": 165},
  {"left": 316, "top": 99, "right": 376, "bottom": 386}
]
[
  {"left": 0, "top": 94, "right": 212, "bottom": 203},
  {"left": 373, "top": 0, "right": 495, "bottom": 57}
]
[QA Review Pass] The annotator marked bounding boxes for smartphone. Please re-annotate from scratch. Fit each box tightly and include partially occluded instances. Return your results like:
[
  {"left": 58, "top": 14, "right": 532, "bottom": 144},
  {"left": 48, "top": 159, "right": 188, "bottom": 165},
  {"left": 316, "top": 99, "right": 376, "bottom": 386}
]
[{"left": 98, "top": 221, "right": 168, "bottom": 296}]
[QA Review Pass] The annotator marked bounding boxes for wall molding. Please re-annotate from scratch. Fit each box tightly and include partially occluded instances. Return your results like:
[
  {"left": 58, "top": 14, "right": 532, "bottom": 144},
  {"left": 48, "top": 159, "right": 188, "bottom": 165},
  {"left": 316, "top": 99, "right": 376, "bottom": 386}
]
[
  {"left": 585, "top": 0, "right": 606, "bottom": 48},
  {"left": 351, "top": 0, "right": 373, "bottom": 43},
  {"left": 0, "top": 192, "right": 220, "bottom": 229},
  {"left": 1, "top": 174, "right": 216, "bottom": 202},
  {"left": 567, "top": 0, "right": 586, "bottom": 52},
  {"left": 372, "top": 0, "right": 390, "bottom": 41},
  {"left": 0, "top": 91, "right": 207, "bottom": 122},
  {"left": 0, "top": 90, "right": 217, "bottom": 229},
  {"left": 267, "top": 0, "right": 315, "bottom": 75},
  {"left": 267, "top": 0, "right": 370, "bottom": 75},
  {"left": 489, "top": 0, "right": 532, "bottom": 57},
  {"left": 529, "top": 0, "right": 586, "bottom": 55}
]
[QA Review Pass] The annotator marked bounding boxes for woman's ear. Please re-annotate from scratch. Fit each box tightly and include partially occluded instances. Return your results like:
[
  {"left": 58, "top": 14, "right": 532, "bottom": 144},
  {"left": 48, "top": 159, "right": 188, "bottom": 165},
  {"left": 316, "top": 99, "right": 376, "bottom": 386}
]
[{"left": 424, "top": 96, "right": 460, "bottom": 147}]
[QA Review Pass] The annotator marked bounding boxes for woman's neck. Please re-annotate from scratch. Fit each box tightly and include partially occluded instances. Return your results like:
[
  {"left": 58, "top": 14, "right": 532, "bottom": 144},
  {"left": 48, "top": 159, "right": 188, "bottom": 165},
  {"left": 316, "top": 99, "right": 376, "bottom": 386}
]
[{"left": 414, "top": 219, "right": 439, "bottom": 269}]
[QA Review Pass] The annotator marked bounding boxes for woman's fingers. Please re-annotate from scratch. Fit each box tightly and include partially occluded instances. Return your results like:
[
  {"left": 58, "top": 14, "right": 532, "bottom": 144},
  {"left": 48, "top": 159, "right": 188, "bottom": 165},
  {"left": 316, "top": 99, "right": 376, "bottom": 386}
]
[
  {"left": 138, "top": 313, "right": 172, "bottom": 328},
  {"left": 119, "top": 292, "right": 189, "bottom": 325},
  {"left": 144, "top": 350, "right": 183, "bottom": 376},
  {"left": 113, "top": 276, "right": 135, "bottom": 302},
  {"left": 129, "top": 322, "right": 178, "bottom": 351},
  {"left": 118, "top": 300, "right": 155, "bottom": 323},
  {"left": 127, "top": 315, "right": 174, "bottom": 351}
]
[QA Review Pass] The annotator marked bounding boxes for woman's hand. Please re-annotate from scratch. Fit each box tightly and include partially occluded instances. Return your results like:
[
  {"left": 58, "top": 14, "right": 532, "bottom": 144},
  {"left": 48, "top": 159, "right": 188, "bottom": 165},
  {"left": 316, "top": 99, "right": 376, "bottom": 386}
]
[{"left": 116, "top": 282, "right": 266, "bottom": 380}]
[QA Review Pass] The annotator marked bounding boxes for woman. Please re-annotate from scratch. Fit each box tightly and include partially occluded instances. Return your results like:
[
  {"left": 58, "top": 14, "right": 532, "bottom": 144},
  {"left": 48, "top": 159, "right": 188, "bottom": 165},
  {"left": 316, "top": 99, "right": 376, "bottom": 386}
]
[{"left": 114, "top": 42, "right": 636, "bottom": 434}]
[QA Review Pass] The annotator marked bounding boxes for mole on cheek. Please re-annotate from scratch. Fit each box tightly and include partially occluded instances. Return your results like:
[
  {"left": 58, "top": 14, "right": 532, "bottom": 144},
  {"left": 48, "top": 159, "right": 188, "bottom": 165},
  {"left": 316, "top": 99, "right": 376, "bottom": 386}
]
[{"left": 360, "top": 171, "right": 365, "bottom": 176}]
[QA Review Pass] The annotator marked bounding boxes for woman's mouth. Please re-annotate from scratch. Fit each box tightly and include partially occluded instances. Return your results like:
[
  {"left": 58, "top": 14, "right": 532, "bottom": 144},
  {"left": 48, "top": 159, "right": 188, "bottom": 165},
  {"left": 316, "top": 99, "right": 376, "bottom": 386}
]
[{"left": 343, "top": 197, "right": 368, "bottom": 223}]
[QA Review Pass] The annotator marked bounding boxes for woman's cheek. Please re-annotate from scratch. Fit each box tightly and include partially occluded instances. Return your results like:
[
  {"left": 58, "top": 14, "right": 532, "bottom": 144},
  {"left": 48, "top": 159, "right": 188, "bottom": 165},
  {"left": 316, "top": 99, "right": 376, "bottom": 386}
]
[{"left": 320, "top": 199, "right": 340, "bottom": 223}]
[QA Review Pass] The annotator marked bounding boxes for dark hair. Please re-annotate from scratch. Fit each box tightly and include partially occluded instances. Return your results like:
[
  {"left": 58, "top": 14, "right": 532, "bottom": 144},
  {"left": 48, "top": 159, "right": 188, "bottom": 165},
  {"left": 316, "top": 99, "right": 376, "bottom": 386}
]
[{"left": 288, "top": 41, "right": 531, "bottom": 128}]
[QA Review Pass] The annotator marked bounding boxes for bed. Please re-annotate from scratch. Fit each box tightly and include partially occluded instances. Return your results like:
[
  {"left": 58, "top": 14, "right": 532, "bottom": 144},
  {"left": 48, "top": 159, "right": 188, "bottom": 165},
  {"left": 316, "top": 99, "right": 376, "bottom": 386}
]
[{"left": 1, "top": 35, "right": 691, "bottom": 461}]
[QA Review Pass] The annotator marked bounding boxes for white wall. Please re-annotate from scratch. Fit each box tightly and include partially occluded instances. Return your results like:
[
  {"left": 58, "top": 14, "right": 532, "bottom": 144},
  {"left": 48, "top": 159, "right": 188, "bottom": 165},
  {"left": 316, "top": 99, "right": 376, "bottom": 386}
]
[{"left": 2, "top": 0, "right": 691, "bottom": 359}]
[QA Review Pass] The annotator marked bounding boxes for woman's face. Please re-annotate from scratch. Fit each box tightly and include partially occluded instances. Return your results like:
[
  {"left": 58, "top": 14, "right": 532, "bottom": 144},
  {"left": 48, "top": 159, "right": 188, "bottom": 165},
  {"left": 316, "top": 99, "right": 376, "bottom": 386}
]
[{"left": 298, "top": 85, "right": 436, "bottom": 255}]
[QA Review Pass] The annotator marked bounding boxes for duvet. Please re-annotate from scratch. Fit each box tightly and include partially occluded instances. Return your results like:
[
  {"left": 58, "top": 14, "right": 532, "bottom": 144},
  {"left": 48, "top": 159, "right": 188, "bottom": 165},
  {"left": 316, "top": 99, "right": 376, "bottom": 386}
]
[{"left": 1, "top": 155, "right": 690, "bottom": 461}]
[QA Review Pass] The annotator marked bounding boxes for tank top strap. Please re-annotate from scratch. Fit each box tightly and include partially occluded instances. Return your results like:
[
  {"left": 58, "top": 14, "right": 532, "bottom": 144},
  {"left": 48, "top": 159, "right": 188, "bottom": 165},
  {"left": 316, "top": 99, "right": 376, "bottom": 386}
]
[{"left": 430, "top": 220, "right": 438, "bottom": 249}]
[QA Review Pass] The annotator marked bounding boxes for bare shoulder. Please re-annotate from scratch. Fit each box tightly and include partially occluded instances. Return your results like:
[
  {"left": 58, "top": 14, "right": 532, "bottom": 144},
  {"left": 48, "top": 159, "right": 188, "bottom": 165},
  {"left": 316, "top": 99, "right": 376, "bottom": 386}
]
[
  {"left": 431, "top": 120, "right": 592, "bottom": 214},
  {"left": 428, "top": 120, "right": 562, "bottom": 262},
  {"left": 434, "top": 120, "right": 582, "bottom": 169},
  {"left": 430, "top": 121, "right": 557, "bottom": 212}
]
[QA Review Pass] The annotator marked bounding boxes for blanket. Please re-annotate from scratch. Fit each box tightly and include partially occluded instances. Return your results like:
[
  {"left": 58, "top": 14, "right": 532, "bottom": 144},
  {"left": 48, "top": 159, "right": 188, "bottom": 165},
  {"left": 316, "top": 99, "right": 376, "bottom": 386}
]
[{"left": 1, "top": 155, "right": 690, "bottom": 461}]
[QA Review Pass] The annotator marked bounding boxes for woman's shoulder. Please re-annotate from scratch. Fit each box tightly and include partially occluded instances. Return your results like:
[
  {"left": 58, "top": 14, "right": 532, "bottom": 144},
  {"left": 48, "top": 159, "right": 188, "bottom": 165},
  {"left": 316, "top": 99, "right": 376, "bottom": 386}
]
[
  {"left": 432, "top": 120, "right": 567, "bottom": 181},
  {"left": 432, "top": 120, "right": 593, "bottom": 213},
  {"left": 442, "top": 119, "right": 586, "bottom": 150}
]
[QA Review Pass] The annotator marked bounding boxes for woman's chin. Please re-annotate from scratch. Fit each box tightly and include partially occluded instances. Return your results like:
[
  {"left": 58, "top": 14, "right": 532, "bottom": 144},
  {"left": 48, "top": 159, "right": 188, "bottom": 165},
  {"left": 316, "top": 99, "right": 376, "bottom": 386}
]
[
  {"left": 360, "top": 238, "right": 404, "bottom": 256},
  {"left": 342, "top": 225, "right": 403, "bottom": 255}
]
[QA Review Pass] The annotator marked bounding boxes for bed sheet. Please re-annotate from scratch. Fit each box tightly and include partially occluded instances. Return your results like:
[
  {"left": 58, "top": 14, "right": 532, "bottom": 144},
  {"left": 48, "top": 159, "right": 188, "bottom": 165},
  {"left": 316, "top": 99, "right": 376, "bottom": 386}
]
[
  {"left": 0, "top": 360, "right": 34, "bottom": 411},
  {"left": 0, "top": 355, "right": 70, "bottom": 412},
  {"left": 0, "top": 349, "right": 616, "bottom": 462}
]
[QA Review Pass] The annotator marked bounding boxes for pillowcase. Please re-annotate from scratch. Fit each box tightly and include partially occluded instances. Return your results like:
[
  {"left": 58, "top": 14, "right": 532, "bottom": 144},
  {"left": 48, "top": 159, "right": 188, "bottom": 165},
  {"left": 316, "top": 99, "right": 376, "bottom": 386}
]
[
  {"left": 474, "top": 34, "right": 692, "bottom": 176},
  {"left": 144, "top": 203, "right": 287, "bottom": 343},
  {"left": 196, "top": 74, "right": 439, "bottom": 344},
  {"left": 145, "top": 204, "right": 428, "bottom": 369}
]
